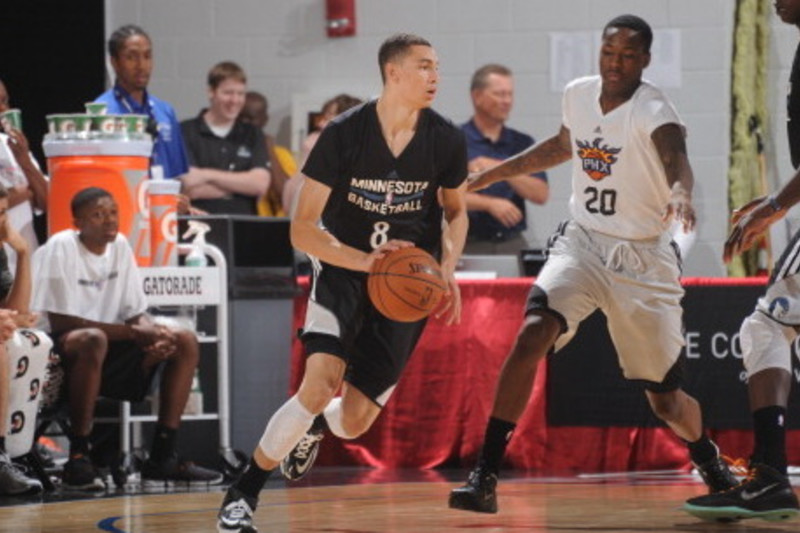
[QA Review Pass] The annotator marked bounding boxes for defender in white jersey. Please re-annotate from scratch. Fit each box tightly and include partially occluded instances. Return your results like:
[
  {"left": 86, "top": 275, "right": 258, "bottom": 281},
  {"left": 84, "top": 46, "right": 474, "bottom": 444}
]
[{"left": 449, "top": 15, "right": 736, "bottom": 515}]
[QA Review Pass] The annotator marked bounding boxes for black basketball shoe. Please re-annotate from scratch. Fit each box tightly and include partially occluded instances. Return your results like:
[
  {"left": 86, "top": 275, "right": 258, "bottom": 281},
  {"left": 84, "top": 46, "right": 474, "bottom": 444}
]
[
  {"left": 217, "top": 486, "right": 259, "bottom": 532},
  {"left": 694, "top": 454, "right": 739, "bottom": 493},
  {"left": 280, "top": 429, "right": 324, "bottom": 481},
  {"left": 684, "top": 463, "right": 800, "bottom": 522},
  {"left": 448, "top": 466, "right": 498, "bottom": 514}
]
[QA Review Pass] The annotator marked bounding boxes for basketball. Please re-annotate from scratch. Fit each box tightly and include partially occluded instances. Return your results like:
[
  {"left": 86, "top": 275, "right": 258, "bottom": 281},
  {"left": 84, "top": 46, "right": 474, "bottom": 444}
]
[{"left": 368, "top": 247, "right": 447, "bottom": 322}]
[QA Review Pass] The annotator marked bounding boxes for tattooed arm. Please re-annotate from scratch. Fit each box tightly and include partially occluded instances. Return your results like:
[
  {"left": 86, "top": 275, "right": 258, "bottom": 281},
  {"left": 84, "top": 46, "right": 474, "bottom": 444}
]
[{"left": 468, "top": 125, "right": 572, "bottom": 192}]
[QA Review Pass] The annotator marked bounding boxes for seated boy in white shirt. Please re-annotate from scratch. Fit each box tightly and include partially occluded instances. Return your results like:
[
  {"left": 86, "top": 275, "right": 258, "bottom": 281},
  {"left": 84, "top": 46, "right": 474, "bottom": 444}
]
[{"left": 32, "top": 186, "right": 222, "bottom": 490}]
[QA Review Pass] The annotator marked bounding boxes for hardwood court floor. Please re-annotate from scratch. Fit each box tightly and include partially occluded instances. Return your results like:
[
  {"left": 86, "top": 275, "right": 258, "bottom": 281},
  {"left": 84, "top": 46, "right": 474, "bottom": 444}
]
[{"left": 0, "top": 468, "right": 798, "bottom": 532}]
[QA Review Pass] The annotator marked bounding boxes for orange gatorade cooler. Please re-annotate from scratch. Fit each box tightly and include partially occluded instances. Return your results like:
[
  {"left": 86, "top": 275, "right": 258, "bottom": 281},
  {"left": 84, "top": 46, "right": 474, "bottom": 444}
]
[
  {"left": 43, "top": 138, "right": 153, "bottom": 266},
  {"left": 148, "top": 180, "right": 180, "bottom": 266}
]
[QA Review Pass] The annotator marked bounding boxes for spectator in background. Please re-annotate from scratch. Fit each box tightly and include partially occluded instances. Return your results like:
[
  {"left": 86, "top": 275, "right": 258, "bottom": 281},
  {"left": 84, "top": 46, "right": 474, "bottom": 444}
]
[
  {"left": 0, "top": 79, "right": 48, "bottom": 272},
  {"left": 462, "top": 64, "right": 549, "bottom": 255},
  {"left": 181, "top": 62, "right": 270, "bottom": 215},
  {"left": 299, "top": 94, "right": 364, "bottom": 165},
  {"left": 0, "top": 184, "right": 48, "bottom": 496},
  {"left": 95, "top": 24, "right": 190, "bottom": 180},
  {"left": 32, "top": 187, "right": 222, "bottom": 491},
  {"left": 239, "top": 91, "right": 296, "bottom": 217},
  {"left": 282, "top": 94, "right": 363, "bottom": 217}
]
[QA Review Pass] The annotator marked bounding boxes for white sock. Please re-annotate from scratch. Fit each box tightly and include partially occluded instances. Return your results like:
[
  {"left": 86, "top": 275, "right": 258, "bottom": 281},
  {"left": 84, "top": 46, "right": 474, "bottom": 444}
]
[
  {"left": 323, "top": 398, "right": 356, "bottom": 440},
  {"left": 258, "top": 395, "right": 316, "bottom": 461}
]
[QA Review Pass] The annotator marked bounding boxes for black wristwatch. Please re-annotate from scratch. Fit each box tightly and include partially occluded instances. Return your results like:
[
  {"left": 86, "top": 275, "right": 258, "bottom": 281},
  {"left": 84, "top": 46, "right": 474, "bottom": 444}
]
[{"left": 767, "top": 195, "right": 783, "bottom": 212}]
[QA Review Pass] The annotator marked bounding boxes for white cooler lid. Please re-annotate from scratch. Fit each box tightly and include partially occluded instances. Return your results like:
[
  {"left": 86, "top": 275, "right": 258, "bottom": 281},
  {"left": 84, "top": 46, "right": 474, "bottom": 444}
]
[{"left": 43, "top": 138, "right": 153, "bottom": 158}]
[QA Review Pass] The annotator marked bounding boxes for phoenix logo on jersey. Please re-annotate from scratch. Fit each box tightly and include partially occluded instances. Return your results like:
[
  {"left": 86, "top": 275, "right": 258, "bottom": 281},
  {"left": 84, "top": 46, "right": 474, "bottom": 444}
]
[{"left": 576, "top": 138, "right": 621, "bottom": 181}]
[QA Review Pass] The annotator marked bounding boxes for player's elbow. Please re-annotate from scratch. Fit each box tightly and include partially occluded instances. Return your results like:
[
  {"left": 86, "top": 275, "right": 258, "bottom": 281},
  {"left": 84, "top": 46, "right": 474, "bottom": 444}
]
[{"left": 531, "top": 187, "right": 549, "bottom": 205}]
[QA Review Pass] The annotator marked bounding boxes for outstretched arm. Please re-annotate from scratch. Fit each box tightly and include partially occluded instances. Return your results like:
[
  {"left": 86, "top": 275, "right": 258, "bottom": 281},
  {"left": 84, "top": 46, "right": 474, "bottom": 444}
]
[
  {"left": 652, "top": 123, "right": 696, "bottom": 233},
  {"left": 721, "top": 166, "right": 800, "bottom": 262},
  {"left": 468, "top": 125, "right": 572, "bottom": 192}
]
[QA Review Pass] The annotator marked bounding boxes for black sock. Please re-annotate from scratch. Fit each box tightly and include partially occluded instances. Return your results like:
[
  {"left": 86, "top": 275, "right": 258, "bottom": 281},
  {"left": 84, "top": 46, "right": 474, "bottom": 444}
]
[
  {"left": 149, "top": 425, "right": 178, "bottom": 463},
  {"left": 234, "top": 457, "right": 273, "bottom": 499},
  {"left": 752, "top": 406, "right": 787, "bottom": 474},
  {"left": 70, "top": 434, "right": 91, "bottom": 458},
  {"left": 687, "top": 434, "right": 717, "bottom": 465},
  {"left": 478, "top": 417, "right": 516, "bottom": 475},
  {"left": 0, "top": 436, "right": 6, "bottom": 454}
]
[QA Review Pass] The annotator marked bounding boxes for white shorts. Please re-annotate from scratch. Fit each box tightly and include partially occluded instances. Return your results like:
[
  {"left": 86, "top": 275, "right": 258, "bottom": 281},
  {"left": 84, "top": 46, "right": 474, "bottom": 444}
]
[
  {"left": 531, "top": 221, "right": 685, "bottom": 383},
  {"left": 740, "top": 273, "right": 800, "bottom": 376}
]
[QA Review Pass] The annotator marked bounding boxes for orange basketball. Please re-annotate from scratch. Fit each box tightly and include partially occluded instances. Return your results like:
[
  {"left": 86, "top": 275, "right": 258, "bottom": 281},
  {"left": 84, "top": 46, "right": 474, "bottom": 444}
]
[{"left": 368, "top": 247, "right": 447, "bottom": 322}]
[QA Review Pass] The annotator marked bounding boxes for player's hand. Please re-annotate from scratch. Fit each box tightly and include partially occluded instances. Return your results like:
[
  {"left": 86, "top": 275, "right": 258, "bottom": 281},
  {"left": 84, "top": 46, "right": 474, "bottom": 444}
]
[
  {"left": 12, "top": 312, "right": 38, "bottom": 329},
  {"left": 143, "top": 325, "right": 178, "bottom": 359},
  {"left": 487, "top": 198, "right": 523, "bottom": 228},
  {"left": 434, "top": 270, "right": 461, "bottom": 325},
  {"left": 362, "top": 239, "right": 414, "bottom": 273},
  {"left": 130, "top": 323, "right": 161, "bottom": 347},
  {"left": 663, "top": 183, "right": 695, "bottom": 232},
  {"left": 176, "top": 193, "right": 208, "bottom": 216},
  {"left": 5, "top": 128, "right": 31, "bottom": 164},
  {"left": 723, "top": 196, "right": 786, "bottom": 263},
  {"left": 0, "top": 309, "right": 17, "bottom": 342},
  {"left": 468, "top": 156, "right": 503, "bottom": 174}
]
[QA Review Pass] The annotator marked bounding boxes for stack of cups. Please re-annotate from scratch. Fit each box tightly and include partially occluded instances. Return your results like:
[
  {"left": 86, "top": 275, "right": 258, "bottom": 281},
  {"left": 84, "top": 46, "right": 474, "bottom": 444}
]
[
  {"left": 0, "top": 108, "right": 22, "bottom": 133},
  {"left": 46, "top": 114, "right": 92, "bottom": 139},
  {"left": 148, "top": 179, "right": 181, "bottom": 266},
  {"left": 86, "top": 102, "right": 115, "bottom": 137}
]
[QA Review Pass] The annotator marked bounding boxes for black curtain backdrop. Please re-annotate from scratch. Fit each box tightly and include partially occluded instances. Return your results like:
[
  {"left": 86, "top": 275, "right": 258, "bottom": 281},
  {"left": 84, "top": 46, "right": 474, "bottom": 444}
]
[{"left": 0, "top": 1, "right": 106, "bottom": 167}]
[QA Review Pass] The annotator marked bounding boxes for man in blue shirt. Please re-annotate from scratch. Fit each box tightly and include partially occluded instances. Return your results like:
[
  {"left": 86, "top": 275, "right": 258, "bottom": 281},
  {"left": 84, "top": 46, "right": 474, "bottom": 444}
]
[
  {"left": 95, "top": 25, "right": 189, "bottom": 180},
  {"left": 462, "top": 64, "right": 549, "bottom": 254}
]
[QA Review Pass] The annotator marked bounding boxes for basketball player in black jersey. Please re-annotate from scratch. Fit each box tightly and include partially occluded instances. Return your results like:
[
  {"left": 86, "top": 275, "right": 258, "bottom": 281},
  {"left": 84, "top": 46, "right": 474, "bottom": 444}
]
[
  {"left": 684, "top": 0, "right": 800, "bottom": 521},
  {"left": 217, "top": 33, "right": 469, "bottom": 533}
]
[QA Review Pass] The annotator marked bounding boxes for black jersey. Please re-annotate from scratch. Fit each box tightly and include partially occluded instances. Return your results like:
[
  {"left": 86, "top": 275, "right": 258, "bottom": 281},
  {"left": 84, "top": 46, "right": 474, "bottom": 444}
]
[
  {"left": 302, "top": 100, "right": 467, "bottom": 255},
  {"left": 789, "top": 41, "right": 800, "bottom": 168}
]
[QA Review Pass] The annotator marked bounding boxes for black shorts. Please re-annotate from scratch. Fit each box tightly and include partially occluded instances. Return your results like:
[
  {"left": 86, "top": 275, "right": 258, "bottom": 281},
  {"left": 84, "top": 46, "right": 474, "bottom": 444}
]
[
  {"left": 301, "top": 262, "right": 427, "bottom": 405},
  {"left": 639, "top": 355, "right": 685, "bottom": 393},
  {"left": 56, "top": 336, "right": 158, "bottom": 402}
]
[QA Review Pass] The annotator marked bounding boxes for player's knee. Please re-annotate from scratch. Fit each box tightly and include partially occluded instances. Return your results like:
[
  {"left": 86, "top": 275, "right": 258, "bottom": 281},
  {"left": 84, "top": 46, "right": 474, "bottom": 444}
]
[
  {"left": 340, "top": 411, "right": 374, "bottom": 438},
  {"left": 173, "top": 328, "right": 199, "bottom": 363},
  {"left": 64, "top": 328, "right": 108, "bottom": 364},
  {"left": 298, "top": 382, "right": 339, "bottom": 414}
]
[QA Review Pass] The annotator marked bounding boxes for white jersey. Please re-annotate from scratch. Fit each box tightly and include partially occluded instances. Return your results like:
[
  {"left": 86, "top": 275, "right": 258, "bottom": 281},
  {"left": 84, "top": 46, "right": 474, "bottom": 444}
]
[
  {"left": 563, "top": 76, "right": 684, "bottom": 240},
  {"left": 31, "top": 230, "right": 147, "bottom": 331},
  {"left": 0, "top": 132, "right": 43, "bottom": 271}
]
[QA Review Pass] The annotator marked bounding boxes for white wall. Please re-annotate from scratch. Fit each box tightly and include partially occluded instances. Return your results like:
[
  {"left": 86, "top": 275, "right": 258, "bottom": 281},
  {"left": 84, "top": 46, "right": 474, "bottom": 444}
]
[{"left": 105, "top": 0, "right": 798, "bottom": 277}]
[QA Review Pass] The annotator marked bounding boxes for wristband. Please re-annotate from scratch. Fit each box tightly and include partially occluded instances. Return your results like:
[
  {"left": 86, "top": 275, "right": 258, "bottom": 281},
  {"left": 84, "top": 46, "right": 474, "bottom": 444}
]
[{"left": 768, "top": 195, "right": 783, "bottom": 212}]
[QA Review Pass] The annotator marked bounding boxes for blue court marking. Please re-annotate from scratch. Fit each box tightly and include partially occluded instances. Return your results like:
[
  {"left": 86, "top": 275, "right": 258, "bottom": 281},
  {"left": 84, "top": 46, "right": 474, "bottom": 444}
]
[{"left": 97, "top": 517, "right": 125, "bottom": 533}]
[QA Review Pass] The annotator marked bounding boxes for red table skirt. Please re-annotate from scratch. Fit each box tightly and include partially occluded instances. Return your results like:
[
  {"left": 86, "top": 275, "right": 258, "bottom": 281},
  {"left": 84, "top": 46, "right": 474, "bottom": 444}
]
[{"left": 289, "top": 277, "right": 800, "bottom": 471}]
